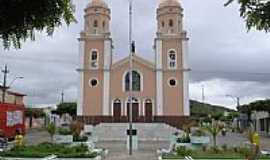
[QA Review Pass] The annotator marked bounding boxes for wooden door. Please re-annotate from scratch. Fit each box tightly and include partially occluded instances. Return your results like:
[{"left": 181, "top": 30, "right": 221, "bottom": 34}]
[
  {"left": 113, "top": 103, "right": 121, "bottom": 122},
  {"left": 145, "top": 102, "right": 153, "bottom": 122},
  {"left": 127, "top": 103, "right": 139, "bottom": 122}
]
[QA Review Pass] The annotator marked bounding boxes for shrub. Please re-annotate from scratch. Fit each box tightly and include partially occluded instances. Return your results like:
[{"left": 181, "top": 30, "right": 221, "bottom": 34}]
[
  {"left": 202, "top": 145, "right": 207, "bottom": 152},
  {"left": 58, "top": 128, "right": 72, "bottom": 135},
  {"left": 176, "top": 134, "right": 191, "bottom": 143},
  {"left": 221, "top": 144, "right": 228, "bottom": 151},
  {"left": 209, "top": 146, "right": 222, "bottom": 153},
  {"left": 46, "top": 123, "right": 56, "bottom": 142},
  {"left": 175, "top": 146, "right": 192, "bottom": 156},
  {"left": 0, "top": 143, "right": 97, "bottom": 158},
  {"left": 73, "top": 135, "right": 88, "bottom": 142}
]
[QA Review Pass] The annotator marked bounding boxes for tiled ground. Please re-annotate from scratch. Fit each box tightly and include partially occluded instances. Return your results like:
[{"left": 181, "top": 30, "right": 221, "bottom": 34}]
[
  {"left": 96, "top": 141, "right": 169, "bottom": 160},
  {"left": 25, "top": 129, "right": 270, "bottom": 159}
]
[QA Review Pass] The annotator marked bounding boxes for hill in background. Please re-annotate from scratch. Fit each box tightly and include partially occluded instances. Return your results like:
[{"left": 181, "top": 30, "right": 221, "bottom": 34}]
[{"left": 190, "top": 100, "right": 236, "bottom": 118}]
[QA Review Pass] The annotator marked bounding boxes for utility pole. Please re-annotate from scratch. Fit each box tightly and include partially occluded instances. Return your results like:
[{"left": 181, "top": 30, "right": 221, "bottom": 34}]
[
  {"left": 236, "top": 97, "right": 240, "bottom": 109},
  {"left": 61, "top": 91, "right": 64, "bottom": 104},
  {"left": 202, "top": 85, "right": 205, "bottom": 108},
  {"left": 1, "top": 65, "right": 9, "bottom": 103},
  {"left": 128, "top": 0, "right": 133, "bottom": 156}
]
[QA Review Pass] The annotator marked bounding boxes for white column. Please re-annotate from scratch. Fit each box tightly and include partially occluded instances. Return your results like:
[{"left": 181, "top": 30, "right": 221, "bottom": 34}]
[
  {"left": 77, "top": 40, "right": 85, "bottom": 116},
  {"left": 182, "top": 39, "right": 190, "bottom": 116},
  {"left": 103, "top": 71, "right": 110, "bottom": 115},
  {"left": 103, "top": 39, "right": 112, "bottom": 115},
  {"left": 156, "top": 40, "right": 163, "bottom": 115}
]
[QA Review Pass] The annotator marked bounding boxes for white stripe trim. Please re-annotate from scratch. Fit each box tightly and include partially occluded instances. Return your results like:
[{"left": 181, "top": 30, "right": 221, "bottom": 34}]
[
  {"left": 77, "top": 41, "right": 85, "bottom": 116},
  {"left": 182, "top": 39, "right": 190, "bottom": 116}
]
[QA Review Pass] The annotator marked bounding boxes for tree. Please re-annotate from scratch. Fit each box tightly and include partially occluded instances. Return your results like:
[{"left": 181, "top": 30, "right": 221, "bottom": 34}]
[
  {"left": 237, "top": 104, "right": 254, "bottom": 125},
  {"left": 46, "top": 122, "right": 56, "bottom": 143},
  {"left": 55, "top": 102, "right": 77, "bottom": 117},
  {"left": 225, "top": 0, "right": 270, "bottom": 32},
  {"left": 249, "top": 99, "right": 270, "bottom": 113},
  {"left": 25, "top": 108, "right": 46, "bottom": 128},
  {"left": 203, "top": 120, "right": 224, "bottom": 149},
  {"left": 238, "top": 99, "right": 270, "bottom": 125},
  {"left": 0, "top": 0, "right": 75, "bottom": 49}
]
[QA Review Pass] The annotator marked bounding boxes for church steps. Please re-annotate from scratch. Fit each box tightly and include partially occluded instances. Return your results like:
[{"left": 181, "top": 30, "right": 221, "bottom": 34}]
[{"left": 85, "top": 123, "right": 183, "bottom": 141}]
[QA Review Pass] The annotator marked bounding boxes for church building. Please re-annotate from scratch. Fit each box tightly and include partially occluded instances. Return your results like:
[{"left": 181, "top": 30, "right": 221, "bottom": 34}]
[{"left": 77, "top": 0, "right": 190, "bottom": 126}]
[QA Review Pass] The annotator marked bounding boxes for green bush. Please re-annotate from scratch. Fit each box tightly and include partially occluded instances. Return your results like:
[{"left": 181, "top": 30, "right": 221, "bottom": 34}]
[
  {"left": 175, "top": 146, "right": 192, "bottom": 157},
  {"left": 0, "top": 143, "right": 97, "bottom": 158},
  {"left": 58, "top": 128, "right": 72, "bottom": 135},
  {"left": 221, "top": 144, "right": 228, "bottom": 151},
  {"left": 176, "top": 134, "right": 191, "bottom": 143},
  {"left": 73, "top": 135, "right": 88, "bottom": 142}
]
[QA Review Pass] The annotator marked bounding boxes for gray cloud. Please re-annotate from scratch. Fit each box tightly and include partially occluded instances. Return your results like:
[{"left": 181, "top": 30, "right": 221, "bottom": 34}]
[{"left": 0, "top": 0, "right": 269, "bottom": 107}]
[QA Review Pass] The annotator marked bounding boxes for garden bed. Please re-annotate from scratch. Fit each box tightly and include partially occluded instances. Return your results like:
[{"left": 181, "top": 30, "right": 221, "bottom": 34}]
[
  {"left": 0, "top": 143, "right": 102, "bottom": 159},
  {"left": 160, "top": 150, "right": 270, "bottom": 160}
]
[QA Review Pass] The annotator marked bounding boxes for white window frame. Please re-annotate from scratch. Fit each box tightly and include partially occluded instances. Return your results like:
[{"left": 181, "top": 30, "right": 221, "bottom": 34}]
[
  {"left": 167, "top": 77, "right": 178, "bottom": 87},
  {"left": 89, "top": 78, "right": 99, "bottom": 88},
  {"left": 167, "top": 49, "right": 177, "bottom": 70},
  {"left": 90, "top": 49, "right": 99, "bottom": 69},
  {"left": 122, "top": 70, "right": 144, "bottom": 92}
]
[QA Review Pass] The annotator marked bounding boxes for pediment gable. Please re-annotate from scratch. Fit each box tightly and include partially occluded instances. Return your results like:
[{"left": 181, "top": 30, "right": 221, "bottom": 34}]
[{"left": 112, "top": 55, "right": 155, "bottom": 70}]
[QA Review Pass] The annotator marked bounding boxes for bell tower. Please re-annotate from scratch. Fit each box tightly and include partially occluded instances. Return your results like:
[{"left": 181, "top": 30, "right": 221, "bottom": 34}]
[
  {"left": 78, "top": 0, "right": 112, "bottom": 116},
  {"left": 154, "top": 0, "right": 190, "bottom": 116}
]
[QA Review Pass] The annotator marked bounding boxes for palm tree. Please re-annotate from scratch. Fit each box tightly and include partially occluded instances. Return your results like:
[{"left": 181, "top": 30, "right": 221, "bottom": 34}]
[{"left": 203, "top": 120, "right": 223, "bottom": 148}]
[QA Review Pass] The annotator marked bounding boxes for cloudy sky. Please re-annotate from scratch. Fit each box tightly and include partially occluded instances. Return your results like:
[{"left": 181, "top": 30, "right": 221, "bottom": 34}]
[{"left": 1, "top": 0, "right": 270, "bottom": 109}]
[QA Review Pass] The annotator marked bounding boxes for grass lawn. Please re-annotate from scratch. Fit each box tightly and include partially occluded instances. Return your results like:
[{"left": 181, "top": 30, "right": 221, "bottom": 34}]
[{"left": 0, "top": 142, "right": 98, "bottom": 158}]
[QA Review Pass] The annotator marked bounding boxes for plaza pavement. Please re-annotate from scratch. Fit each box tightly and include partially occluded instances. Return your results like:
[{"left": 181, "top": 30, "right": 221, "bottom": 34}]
[{"left": 24, "top": 129, "right": 270, "bottom": 160}]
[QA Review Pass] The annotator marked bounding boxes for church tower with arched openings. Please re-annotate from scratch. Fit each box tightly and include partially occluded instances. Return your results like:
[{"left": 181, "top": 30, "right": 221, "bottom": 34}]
[
  {"left": 155, "top": 0, "right": 190, "bottom": 116},
  {"left": 77, "top": 0, "right": 113, "bottom": 116}
]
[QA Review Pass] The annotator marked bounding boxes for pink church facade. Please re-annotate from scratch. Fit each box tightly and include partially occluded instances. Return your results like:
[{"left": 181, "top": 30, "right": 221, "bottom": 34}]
[{"left": 77, "top": 0, "right": 190, "bottom": 127}]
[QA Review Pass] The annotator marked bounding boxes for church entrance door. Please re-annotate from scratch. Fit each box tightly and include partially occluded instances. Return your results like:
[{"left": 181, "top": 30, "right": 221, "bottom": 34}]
[
  {"left": 127, "top": 98, "right": 139, "bottom": 122},
  {"left": 145, "top": 99, "right": 153, "bottom": 122},
  {"left": 113, "top": 99, "right": 121, "bottom": 122}
]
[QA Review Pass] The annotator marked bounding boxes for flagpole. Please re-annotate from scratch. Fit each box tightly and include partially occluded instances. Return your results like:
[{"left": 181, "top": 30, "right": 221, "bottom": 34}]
[{"left": 128, "top": 0, "right": 133, "bottom": 156}]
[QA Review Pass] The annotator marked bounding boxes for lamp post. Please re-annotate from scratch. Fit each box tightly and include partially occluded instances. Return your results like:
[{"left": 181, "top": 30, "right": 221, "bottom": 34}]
[
  {"left": 8, "top": 76, "right": 24, "bottom": 87},
  {"left": 226, "top": 94, "right": 240, "bottom": 109},
  {"left": 128, "top": 0, "right": 133, "bottom": 156}
]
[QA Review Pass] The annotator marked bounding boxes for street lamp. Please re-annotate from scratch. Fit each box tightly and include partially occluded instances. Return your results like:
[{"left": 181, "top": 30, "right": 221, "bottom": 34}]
[
  {"left": 226, "top": 94, "right": 240, "bottom": 109},
  {"left": 8, "top": 76, "right": 24, "bottom": 87}
]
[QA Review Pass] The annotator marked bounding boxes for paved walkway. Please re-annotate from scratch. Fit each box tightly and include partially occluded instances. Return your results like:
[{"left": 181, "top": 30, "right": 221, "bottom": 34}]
[{"left": 96, "top": 141, "right": 169, "bottom": 160}]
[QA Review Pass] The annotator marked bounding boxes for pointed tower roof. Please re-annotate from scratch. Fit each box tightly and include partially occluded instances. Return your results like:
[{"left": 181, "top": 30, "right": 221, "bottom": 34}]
[
  {"left": 87, "top": 0, "right": 108, "bottom": 8},
  {"left": 159, "top": 0, "right": 181, "bottom": 8}
]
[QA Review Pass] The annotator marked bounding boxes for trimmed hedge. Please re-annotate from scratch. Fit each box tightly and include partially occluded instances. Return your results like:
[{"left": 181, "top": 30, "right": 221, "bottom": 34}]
[{"left": 0, "top": 143, "right": 98, "bottom": 158}]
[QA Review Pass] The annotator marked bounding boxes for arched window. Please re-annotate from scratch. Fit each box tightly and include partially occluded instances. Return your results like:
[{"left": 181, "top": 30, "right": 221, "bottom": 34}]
[
  {"left": 93, "top": 20, "right": 98, "bottom": 28},
  {"left": 169, "top": 19, "right": 174, "bottom": 27},
  {"left": 90, "top": 50, "right": 98, "bottom": 69},
  {"left": 125, "top": 71, "right": 141, "bottom": 91},
  {"left": 168, "top": 50, "right": 177, "bottom": 69}
]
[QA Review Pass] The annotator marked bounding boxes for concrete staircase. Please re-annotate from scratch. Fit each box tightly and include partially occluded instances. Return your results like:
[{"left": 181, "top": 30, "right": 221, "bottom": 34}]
[{"left": 85, "top": 123, "right": 182, "bottom": 141}]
